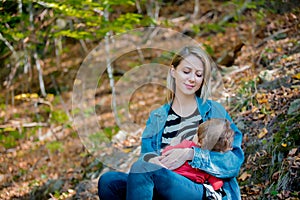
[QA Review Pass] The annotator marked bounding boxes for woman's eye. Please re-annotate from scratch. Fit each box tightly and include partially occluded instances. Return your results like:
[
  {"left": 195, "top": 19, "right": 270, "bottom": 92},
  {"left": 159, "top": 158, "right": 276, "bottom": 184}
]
[
  {"left": 183, "top": 71, "right": 190, "bottom": 74},
  {"left": 196, "top": 74, "right": 202, "bottom": 77}
]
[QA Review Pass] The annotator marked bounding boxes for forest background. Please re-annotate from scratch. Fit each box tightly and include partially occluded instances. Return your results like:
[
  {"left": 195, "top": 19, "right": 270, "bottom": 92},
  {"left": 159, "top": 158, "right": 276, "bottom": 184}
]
[{"left": 0, "top": 0, "right": 299, "bottom": 199}]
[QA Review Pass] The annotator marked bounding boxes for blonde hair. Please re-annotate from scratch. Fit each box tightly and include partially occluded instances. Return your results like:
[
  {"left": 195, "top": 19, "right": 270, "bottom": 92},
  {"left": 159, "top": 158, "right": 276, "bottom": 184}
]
[
  {"left": 197, "top": 118, "right": 234, "bottom": 152},
  {"left": 167, "top": 46, "right": 214, "bottom": 103}
]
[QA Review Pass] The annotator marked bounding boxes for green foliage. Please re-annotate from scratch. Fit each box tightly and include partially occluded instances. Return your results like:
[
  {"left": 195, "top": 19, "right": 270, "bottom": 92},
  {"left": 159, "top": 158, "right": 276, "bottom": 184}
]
[
  {"left": 83, "top": 107, "right": 94, "bottom": 117},
  {"left": 88, "top": 131, "right": 110, "bottom": 145},
  {"left": 110, "top": 13, "right": 143, "bottom": 31},
  {"left": 0, "top": 134, "right": 17, "bottom": 149},
  {"left": 191, "top": 24, "right": 200, "bottom": 35},
  {"left": 0, "top": 0, "right": 153, "bottom": 72},
  {"left": 249, "top": 112, "right": 300, "bottom": 197},
  {"left": 54, "top": 191, "right": 61, "bottom": 199},
  {"left": 46, "top": 141, "right": 64, "bottom": 153},
  {"left": 89, "top": 126, "right": 119, "bottom": 143},
  {"left": 104, "top": 126, "right": 119, "bottom": 139},
  {"left": 224, "top": 0, "right": 267, "bottom": 21},
  {"left": 192, "top": 23, "right": 225, "bottom": 35},
  {"left": 233, "top": 78, "right": 258, "bottom": 112},
  {"left": 0, "top": 0, "right": 154, "bottom": 102},
  {"left": 0, "top": 128, "right": 24, "bottom": 149},
  {"left": 51, "top": 109, "right": 69, "bottom": 124},
  {"left": 54, "top": 30, "right": 94, "bottom": 40},
  {"left": 71, "top": 107, "right": 81, "bottom": 116},
  {"left": 41, "top": 0, "right": 145, "bottom": 39},
  {"left": 0, "top": 13, "right": 28, "bottom": 41},
  {"left": 102, "top": 0, "right": 135, "bottom": 6},
  {"left": 272, "top": 113, "right": 300, "bottom": 154},
  {"left": 202, "top": 43, "right": 214, "bottom": 56},
  {"left": 0, "top": 103, "right": 6, "bottom": 110},
  {"left": 160, "top": 18, "right": 174, "bottom": 28},
  {"left": 252, "top": 9, "right": 267, "bottom": 26}
]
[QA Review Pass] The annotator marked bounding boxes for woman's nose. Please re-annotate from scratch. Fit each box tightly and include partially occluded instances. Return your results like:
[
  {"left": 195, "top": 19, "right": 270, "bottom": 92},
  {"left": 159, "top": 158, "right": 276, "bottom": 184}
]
[{"left": 189, "top": 73, "right": 196, "bottom": 82}]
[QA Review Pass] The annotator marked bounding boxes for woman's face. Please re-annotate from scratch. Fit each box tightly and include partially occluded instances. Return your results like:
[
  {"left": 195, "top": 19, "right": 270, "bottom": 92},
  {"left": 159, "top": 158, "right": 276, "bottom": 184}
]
[{"left": 172, "top": 54, "right": 204, "bottom": 97}]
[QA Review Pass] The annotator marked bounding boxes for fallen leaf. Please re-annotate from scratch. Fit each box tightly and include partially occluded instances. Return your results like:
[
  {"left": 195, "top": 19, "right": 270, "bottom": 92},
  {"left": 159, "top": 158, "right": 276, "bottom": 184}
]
[
  {"left": 288, "top": 148, "right": 297, "bottom": 156},
  {"left": 281, "top": 143, "right": 287, "bottom": 147},
  {"left": 257, "top": 98, "right": 268, "bottom": 104},
  {"left": 258, "top": 128, "right": 268, "bottom": 139},
  {"left": 238, "top": 171, "right": 251, "bottom": 181},
  {"left": 292, "top": 73, "right": 300, "bottom": 80},
  {"left": 251, "top": 106, "right": 259, "bottom": 112},
  {"left": 272, "top": 171, "right": 280, "bottom": 180}
]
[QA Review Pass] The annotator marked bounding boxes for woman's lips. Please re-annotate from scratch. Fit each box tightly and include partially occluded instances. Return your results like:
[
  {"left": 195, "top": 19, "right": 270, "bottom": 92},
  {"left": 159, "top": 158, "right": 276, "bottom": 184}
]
[{"left": 185, "top": 84, "right": 194, "bottom": 89}]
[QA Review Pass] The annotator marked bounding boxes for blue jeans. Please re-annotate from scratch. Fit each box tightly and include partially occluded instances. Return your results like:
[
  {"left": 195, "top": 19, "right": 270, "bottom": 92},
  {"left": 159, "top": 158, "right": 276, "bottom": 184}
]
[{"left": 98, "top": 160, "right": 204, "bottom": 200}]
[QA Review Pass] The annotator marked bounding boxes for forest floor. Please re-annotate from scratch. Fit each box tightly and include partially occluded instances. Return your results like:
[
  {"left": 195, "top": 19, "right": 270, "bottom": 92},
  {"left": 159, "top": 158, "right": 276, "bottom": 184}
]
[{"left": 0, "top": 1, "right": 299, "bottom": 200}]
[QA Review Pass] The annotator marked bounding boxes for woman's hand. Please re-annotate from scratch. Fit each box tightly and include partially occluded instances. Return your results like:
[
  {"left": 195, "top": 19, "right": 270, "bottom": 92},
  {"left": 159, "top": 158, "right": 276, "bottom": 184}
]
[
  {"left": 160, "top": 148, "right": 194, "bottom": 170},
  {"left": 148, "top": 156, "right": 168, "bottom": 168}
]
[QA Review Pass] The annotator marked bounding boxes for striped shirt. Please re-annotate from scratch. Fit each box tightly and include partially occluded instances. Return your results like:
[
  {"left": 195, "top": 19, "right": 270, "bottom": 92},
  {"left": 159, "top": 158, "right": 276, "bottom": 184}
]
[{"left": 161, "top": 107, "right": 203, "bottom": 149}]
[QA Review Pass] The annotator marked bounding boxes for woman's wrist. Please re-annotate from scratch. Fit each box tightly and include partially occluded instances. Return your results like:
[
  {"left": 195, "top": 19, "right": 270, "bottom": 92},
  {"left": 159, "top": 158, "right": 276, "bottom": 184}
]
[{"left": 187, "top": 148, "right": 194, "bottom": 160}]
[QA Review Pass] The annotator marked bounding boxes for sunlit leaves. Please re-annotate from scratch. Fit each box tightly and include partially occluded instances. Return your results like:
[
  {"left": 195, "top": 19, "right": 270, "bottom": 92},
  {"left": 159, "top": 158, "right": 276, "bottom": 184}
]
[
  {"left": 1, "top": 0, "right": 151, "bottom": 55},
  {"left": 101, "top": 0, "right": 135, "bottom": 6},
  {"left": 109, "top": 13, "right": 143, "bottom": 32},
  {"left": 37, "top": 1, "right": 102, "bottom": 19},
  {"left": 54, "top": 30, "right": 94, "bottom": 39}
]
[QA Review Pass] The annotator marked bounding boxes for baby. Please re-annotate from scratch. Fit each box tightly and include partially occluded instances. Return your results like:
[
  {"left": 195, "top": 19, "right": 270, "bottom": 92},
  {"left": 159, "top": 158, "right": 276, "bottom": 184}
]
[{"left": 162, "top": 118, "right": 234, "bottom": 191}]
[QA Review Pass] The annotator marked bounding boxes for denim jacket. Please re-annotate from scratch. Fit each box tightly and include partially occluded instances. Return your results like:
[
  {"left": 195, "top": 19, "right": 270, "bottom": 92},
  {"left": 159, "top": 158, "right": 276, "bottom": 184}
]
[{"left": 140, "top": 97, "right": 244, "bottom": 200}]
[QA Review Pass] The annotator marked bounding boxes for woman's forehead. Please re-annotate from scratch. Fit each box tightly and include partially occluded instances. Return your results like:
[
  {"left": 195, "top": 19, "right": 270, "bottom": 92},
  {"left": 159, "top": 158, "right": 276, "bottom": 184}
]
[{"left": 179, "top": 55, "right": 204, "bottom": 70}]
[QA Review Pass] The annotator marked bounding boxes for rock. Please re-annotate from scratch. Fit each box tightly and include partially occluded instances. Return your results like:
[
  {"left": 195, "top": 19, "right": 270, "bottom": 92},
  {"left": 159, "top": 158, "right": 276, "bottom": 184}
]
[
  {"left": 75, "top": 179, "right": 98, "bottom": 200},
  {"left": 288, "top": 99, "right": 300, "bottom": 115},
  {"left": 44, "top": 179, "right": 64, "bottom": 195},
  {"left": 31, "top": 179, "right": 65, "bottom": 200},
  {"left": 258, "top": 69, "right": 278, "bottom": 83}
]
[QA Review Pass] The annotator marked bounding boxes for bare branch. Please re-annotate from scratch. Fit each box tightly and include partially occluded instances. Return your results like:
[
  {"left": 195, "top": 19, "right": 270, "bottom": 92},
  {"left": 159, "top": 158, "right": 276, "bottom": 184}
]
[{"left": 0, "top": 33, "right": 17, "bottom": 56}]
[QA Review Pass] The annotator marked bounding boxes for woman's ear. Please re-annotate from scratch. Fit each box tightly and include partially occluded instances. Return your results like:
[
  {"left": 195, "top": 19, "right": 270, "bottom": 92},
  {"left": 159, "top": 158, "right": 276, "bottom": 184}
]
[{"left": 170, "top": 66, "right": 175, "bottom": 77}]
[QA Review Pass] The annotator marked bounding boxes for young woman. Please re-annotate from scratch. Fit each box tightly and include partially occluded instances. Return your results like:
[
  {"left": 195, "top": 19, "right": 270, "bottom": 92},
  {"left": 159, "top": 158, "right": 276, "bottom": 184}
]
[{"left": 98, "top": 46, "right": 244, "bottom": 200}]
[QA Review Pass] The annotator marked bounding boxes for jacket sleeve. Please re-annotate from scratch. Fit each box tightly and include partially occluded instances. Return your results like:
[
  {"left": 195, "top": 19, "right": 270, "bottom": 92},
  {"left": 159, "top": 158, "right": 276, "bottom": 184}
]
[
  {"left": 140, "top": 111, "right": 161, "bottom": 160},
  {"left": 189, "top": 101, "right": 244, "bottom": 179}
]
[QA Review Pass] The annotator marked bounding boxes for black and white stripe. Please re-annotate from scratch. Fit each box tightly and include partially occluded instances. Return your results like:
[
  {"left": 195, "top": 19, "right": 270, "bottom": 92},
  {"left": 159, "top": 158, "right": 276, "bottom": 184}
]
[{"left": 161, "top": 108, "right": 203, "bottom": 149}]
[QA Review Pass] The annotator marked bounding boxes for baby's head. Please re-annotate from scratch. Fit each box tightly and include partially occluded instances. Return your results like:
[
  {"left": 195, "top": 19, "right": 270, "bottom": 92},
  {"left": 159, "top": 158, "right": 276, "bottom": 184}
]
[{"left": 193, "top": 118, "right": 234, "bottom": 152}]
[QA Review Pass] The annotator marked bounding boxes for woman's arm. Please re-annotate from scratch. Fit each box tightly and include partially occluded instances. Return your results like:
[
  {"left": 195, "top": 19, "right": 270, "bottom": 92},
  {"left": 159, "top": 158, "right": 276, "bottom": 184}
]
[
  {"left": 190, "top": 144, "right": 244, "bottom": 178},
  {"left": 159, "top": 140, "right": 196, "bottom": 169},
  {"left": 140, "top": 107, "right": 167, "bottom": 159},
  {"left": 189, "top": 101, "right": 244, "bottom": 179},
  {"left": 140, "top": 111, "right": 159, "bottom": 155},
  {"left": 190, "top": 119, "right": 244, "bottom": 178}
]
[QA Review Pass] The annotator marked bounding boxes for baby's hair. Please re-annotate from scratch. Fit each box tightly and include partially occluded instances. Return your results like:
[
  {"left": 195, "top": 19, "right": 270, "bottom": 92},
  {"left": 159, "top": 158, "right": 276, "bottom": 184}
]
[{"left": 197, "top": 118, "right": 234, "bottom": 152}]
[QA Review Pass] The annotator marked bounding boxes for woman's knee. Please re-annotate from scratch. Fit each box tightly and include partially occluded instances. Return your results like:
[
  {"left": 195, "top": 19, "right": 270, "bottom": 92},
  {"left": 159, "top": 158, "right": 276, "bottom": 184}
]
[
  {"left": 130, "top": 159, "right": 164, "bottom": 173},
  {"left": 98, "top": 171, "right": 113, "bottom": 188},
  {"left": 98, "top": 171, "right": 128, "bottom": 199},
  {"left": 98, "top": 171, "right": 126, "bottom": 187}
]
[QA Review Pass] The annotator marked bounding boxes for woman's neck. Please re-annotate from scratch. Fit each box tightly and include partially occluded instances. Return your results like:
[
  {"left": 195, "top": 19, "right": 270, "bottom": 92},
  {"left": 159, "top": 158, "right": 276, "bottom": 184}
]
[{"left": 172, "top": 94, "right": 197, "bottom": 117}]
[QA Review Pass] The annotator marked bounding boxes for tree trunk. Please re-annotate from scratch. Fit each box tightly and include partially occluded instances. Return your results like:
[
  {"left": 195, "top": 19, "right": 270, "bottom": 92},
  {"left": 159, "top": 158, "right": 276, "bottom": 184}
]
[
  {"left": 34, "top": 52, "right": 47, "bottom": 97},
  {"left": 104, "top": 8, "right": 121, "bottom": 127},
  {"left": 192, "top": 0, "right": 199, "bottom": 19},
  {"left": 29, "top": 2, "right": 47, "bottom": 97}
]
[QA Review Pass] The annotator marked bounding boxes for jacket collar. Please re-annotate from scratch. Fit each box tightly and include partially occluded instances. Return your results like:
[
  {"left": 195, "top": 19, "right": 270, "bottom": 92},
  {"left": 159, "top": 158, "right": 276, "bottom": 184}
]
[{"left": 195, "top": 96, "right": 211, "bottom": 118}]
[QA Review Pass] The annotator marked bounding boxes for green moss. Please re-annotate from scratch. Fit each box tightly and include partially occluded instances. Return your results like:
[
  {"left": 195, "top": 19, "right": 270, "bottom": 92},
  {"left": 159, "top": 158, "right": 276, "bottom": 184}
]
[{"left": 272, "top": 112, "right": 300, "bottom": 154}]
